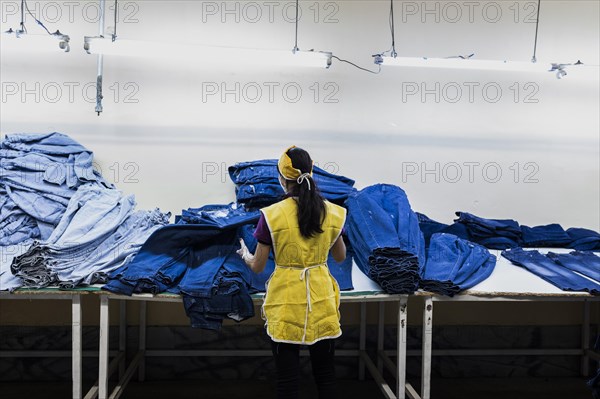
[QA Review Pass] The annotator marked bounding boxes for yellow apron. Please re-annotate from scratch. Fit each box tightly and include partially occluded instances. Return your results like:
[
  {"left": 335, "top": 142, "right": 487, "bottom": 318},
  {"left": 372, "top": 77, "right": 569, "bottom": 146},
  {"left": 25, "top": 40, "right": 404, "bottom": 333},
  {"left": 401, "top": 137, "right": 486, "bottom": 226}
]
[{"left": 261, "top": 197, "right": 346, "bottom": 344}]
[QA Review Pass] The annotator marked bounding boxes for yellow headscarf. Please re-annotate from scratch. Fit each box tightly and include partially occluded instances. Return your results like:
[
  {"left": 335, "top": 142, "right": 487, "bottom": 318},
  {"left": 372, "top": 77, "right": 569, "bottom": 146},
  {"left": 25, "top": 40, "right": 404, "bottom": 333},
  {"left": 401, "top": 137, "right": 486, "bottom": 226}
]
[{"left": 277, "top": 145, "right": 314, "bottom": 189}]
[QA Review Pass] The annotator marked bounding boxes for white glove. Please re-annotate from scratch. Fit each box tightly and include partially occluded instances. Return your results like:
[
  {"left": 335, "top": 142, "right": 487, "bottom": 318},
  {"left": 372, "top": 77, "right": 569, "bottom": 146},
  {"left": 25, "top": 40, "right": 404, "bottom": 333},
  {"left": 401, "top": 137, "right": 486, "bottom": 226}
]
[{"left": 236, "top": 238, "right": 255, "bottom": 263}]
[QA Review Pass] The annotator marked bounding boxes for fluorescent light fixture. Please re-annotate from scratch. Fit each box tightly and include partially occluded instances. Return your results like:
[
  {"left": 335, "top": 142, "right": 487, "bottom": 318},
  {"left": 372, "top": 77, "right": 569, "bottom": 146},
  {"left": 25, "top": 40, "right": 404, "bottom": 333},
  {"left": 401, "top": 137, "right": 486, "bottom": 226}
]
[
  {"left": 375, "top": 55, "right": 549, "bottom": 72},
  {"left": 83, "top": 36, "right": 332, "bottom": 68},
  {"left": 1, "top": 29, "right": 70, "bottom": 53}
]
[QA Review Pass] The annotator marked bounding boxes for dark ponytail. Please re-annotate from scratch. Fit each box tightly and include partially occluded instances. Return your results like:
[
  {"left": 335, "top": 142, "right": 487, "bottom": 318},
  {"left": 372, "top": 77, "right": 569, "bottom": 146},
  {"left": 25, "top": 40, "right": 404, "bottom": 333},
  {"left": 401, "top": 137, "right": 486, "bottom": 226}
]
[{"left": 285, "top": 147, "right": 326, "bottom": 238}]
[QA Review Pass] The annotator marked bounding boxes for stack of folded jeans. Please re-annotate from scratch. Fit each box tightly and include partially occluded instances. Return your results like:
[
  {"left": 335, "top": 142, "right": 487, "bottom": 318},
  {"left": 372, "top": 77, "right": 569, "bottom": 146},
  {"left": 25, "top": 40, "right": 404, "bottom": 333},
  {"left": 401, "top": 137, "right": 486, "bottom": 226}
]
[
  {"left": 502, "top": 248, "right": 600, "bottom": 295},
  {"left": 0, "top": 132, "right": 111, "bottom": 245},
  {"left": 0, "top": 242, "right": 32, "bottom": 291},
  {"left": 566, "top": 228, "right": 600, "bottom": 251},
  {"left": 228, "top": 159, "right": 356, "bottom": 208},
  {"left": 10, "top": 184, "right": 169, "bottom": 289},
  {"left": 105, "top": 203, "right": 260, "bottom": 330},
  {"left": 416, "top": 212, "right": 470, "bottom": 249},
  {"left": 454, "top": 212, "right": 522, "bottom": 249},
  {"left": 419, "top": 233, "right": 496, "bottom": 296},
  {"left": 345, "top": 184, "right": 425, "bottom": 294},
  {"left": 0, "top": 187, "right": 40, "bottom": 246},
  {"left": 520, "top": 224, "right": 572, "bottom": 247}
]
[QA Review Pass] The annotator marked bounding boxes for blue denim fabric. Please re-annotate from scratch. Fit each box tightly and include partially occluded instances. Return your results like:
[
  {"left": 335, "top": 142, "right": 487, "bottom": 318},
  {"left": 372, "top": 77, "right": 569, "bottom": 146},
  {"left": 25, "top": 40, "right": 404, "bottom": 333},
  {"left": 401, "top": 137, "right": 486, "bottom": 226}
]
[
  {"left": 546, "top": 251, "right": 600, "bottom": 281},
  {"left": 10, "top": 184, "right": 168, "bottom": 289},
  {"left": 0, "top": 241, "right": 31, "bottom": 291},
  {"left": 104, "top": 205, "right": 258, "bottom": 330},
  {"left": 416, "top": 212, "right": 449, "bottom": 248},
  {"left": 2, "top": 132, "right": 90, "bottom": 156},
  {"left": 238, "top": 223, "right": 275, "bottom": 292},
  {"left": 502, "top": 248, "right": 600, "bottom": 295},
  {"left": 345, "top": 184, "right": 425, "bottom": 294},
  {"left": 454, "top": 212, "right": 521, "bottom": 249},
  {"left": 520, "top": 224, "right": 572, "bottom": 247},
  {"left": 228, "top": 159, "right": 356, "bottom": 208},
  {"left": 419, "top": 233, "right": 496, "bottom": 296},
  {"left": 1, "top": 133, "right": 111, "bottom": 249},
  {"left": 566, "top": 228, "right": 600, "bottom": 251},
  {"left": 175, "top": 203, "right": 260, "bottom": 228}
]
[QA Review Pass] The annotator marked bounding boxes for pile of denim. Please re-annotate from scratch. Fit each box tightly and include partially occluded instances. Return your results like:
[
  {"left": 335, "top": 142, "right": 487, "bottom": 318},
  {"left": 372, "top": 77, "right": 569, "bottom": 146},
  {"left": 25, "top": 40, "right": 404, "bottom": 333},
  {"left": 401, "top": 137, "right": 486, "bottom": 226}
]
[
  {"left": 105, "top": 201, "right": 355, "bottom": 330},
  {"left": 228, "top": 159, "right": 356, "bottom": 208},
  {"left": 10, "top": 184, "right": 169, "bottom": 289},
  {"left": 419, "top": 233, "right": 496, "bottom": 296},
  {"left": 0, "top": 133, "right": 120, "bottom": 290},
  {"left": 105, "top": 203, "right": 259, "bottom": 330},
  {"left": 502, "top": 248, "right": 600, "bottom": 295},
  {"left": 345, "top": 184, "right": 425, "bottom": 294},
  {"left": 0, "top": 132, "right": 110, "bottom": 244},
  {"left": 417, "top": 211, "right": 600, "bottom": 251}
]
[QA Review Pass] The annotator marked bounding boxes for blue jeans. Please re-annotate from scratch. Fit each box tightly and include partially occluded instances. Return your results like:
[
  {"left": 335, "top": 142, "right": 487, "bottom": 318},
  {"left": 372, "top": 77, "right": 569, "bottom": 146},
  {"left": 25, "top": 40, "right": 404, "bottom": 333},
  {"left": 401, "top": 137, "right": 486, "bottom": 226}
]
[
  {"left": 228, "top": 159, "right": 356, "bottom": 207},
  {"left": 420, "top": 233, "right": 496, "bottom": 296},
  {"left": 2, "top": 132, "right": 90, "bottom": 156},
  {"left": 345, "top": 184, "right": 425, "bottom": 294},
  {"left": 0, "top": 242, "right": 32, "bottom": 291},
  {"left": 502, "top": 248, "right": 600, "bottom": 295},
  {"left": 566, "top": 228, "right": 600, "bottom": 251},
  {"left": 546, "top": 251, "right": 600, "bottom": 282},
  {"left": 520, "top": 224, "right": 572, "bottom": 247},
  {"left": 454, "top": 212, "right": 521, "bottom": 249},
  {"left": 10, "top": 184, "right": 160, "bottom": 289}
]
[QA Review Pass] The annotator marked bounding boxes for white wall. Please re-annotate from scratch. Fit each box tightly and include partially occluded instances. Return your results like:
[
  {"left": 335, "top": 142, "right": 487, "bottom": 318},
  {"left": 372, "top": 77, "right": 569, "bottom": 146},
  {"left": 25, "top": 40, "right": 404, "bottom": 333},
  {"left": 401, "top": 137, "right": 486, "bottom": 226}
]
[{"left": 1, "top": 0, "right": 598, "bottom": 229}]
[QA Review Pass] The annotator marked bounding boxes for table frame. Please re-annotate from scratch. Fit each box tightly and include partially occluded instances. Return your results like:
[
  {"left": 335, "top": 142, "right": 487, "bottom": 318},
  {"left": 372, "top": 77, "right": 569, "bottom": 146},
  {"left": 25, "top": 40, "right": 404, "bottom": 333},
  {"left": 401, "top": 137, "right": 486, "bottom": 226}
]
[
  {"left": 412, "top": 293, "right": 600, "bottom": 399},
  {"left": 96, "top": 292, "right": 415, "bottom": 399},
  {"left": 0, "top": 291, "right": 84, "bottom": 399}
]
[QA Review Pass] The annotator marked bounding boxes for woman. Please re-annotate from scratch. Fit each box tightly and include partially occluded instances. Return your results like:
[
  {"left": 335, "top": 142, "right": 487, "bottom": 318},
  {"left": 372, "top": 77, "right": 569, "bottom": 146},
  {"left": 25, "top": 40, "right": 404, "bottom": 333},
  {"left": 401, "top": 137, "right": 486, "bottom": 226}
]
[{"left": 238, "top": 145, "right": 347, "bottom": 399}]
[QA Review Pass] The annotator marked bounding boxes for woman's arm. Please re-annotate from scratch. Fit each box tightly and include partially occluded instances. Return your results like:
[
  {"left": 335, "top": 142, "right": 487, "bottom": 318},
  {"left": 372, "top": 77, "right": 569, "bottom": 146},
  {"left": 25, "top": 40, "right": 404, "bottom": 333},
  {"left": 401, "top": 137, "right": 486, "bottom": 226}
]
[
  {"left": 239, "top": 241, "right": 271, "bottom": 274},
  {"left": 330, "top": 235, "right": 346, "bottom": 263}
]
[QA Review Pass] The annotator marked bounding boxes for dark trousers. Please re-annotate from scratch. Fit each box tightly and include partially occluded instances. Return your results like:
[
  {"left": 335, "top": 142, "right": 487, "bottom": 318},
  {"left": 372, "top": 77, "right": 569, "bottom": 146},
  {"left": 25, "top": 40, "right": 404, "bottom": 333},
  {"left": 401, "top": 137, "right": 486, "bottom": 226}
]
[{"left": 271, "top": 339, "right": 337, "bottom": 399}]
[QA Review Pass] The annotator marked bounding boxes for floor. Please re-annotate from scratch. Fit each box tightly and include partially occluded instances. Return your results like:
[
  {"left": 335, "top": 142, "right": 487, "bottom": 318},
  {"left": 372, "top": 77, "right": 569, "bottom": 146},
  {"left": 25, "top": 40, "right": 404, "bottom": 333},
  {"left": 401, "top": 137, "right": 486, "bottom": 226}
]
[{"left": 0, "top": 377, "right": 594, "bottom": 399}]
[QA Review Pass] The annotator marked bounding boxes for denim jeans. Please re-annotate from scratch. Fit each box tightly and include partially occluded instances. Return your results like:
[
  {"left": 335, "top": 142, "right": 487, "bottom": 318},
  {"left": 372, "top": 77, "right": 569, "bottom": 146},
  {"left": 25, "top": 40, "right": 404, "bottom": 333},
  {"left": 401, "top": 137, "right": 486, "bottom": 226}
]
[
  {"left": 454, "top": 212, "right": 521, "bottom": 249},
  {"left": 345, "top": 184, "right": 425, "bottom": 294},
  {"left": 181, "top": 247, "right": 255, "bottom": 330},
  {"left": 228, "top": 159, "right": 356, "bottom": 208},
  {"left": 566, "top": 228, "right": 600, "bottom": 251},
  {"left": 502, "top": 248, "right": 600, "bottom": 295},
  {"left": 2, "top": 132, "right": 90, "bottom": 156},
  {"left": 104, "top": 205, "right": 258, "bottom": 330},
  {"left": 420, "top": 233, "right": 496, "bottom": 296},
  {"left": 546, "top": 251, "right": 600, "bottom": 281},
  {"left": 0, "top": 241, "right": 31, "bottom": 291},
  {"left": 10, "top": 184, "right": 167, "bottom": 289},
  {"left": 520, "top": 224, "right": 572, "bottom": 247}
]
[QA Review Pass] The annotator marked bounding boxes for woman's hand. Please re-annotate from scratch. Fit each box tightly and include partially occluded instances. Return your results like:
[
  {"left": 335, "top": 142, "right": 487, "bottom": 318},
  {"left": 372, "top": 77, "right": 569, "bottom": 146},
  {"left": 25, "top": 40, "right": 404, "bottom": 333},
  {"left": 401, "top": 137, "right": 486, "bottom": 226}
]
[
  {"left": 237, "top": 238, "right": 255, "bottom": 265},
  {"left": 237, "top": 239, "right": 270, "bottom": 274}
]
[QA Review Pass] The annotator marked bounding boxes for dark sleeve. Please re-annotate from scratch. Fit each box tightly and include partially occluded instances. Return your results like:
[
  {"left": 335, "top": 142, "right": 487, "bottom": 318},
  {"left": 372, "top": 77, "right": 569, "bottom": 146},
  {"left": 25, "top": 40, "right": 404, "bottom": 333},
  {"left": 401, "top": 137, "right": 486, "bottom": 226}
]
[{"left": 253, "top": 213, "right": 272, "bottom": 246}]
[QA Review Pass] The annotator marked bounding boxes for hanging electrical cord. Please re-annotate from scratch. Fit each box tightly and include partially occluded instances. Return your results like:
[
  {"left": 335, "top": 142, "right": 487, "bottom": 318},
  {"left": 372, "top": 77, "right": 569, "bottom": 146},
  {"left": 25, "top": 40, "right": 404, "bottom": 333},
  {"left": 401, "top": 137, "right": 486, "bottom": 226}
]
[
  {"left": 389, "top": 0, "right": 397, "bottom": 57},
  {"left": 293, "top": 0, "right": 299, "bottom": 52},
  {"left": 22, "top": 0, "right": 51, "bottom": 35},
  {"left": 332, "top": 55, "right": 381, "bottom": 74},
  {"left": 19, "top": 0, "right": 26, "bottom": 33},
  {"left": 532, "top": 0, "right": 541, "bottom": 62},
  {"left": 289, "top": 0, "right": 379, "bottom": 73},
  {"left": 112, "top": 0, "right": 118, "bottom": 41}
]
